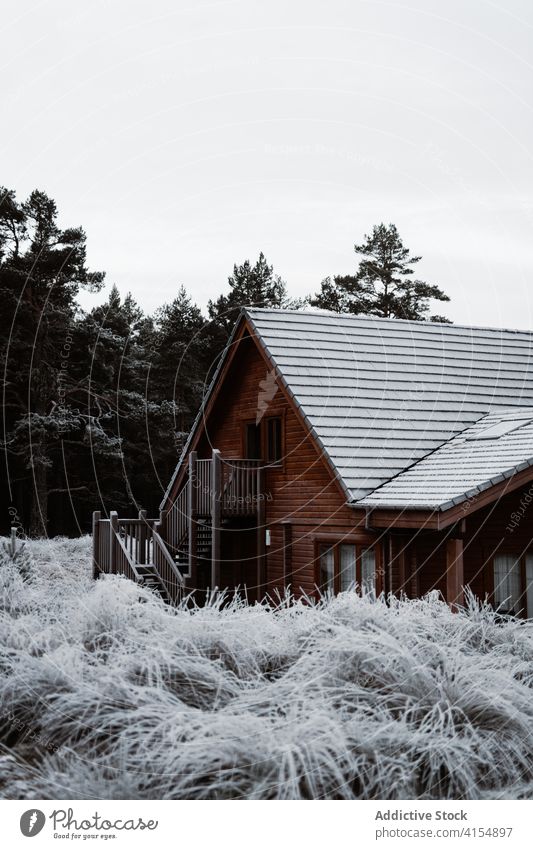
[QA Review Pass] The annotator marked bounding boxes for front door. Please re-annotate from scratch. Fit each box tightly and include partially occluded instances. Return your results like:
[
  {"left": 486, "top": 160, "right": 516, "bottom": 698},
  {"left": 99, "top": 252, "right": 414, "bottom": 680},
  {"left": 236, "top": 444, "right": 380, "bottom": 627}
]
[{"left": 220, "top": 519, "right": 259, "bottom": 602}]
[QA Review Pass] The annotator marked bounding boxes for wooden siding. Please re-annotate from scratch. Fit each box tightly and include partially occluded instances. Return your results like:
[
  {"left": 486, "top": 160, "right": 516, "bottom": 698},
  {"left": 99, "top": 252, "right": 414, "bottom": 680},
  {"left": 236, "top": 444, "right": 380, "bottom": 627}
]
[
  {"left": 385, "top": 485, "right": 533, "bottom": 605},
  {"left": 195, "top": 333, "right": 370, "bottom": 595},
  {"left": 463, "top": 485, "right": 533, "bottom": 602}
]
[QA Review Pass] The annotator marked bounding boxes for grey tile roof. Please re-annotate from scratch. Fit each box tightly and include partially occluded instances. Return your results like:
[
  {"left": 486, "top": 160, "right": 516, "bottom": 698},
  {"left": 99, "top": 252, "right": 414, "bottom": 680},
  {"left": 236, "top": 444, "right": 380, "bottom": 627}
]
[
  {"left": 245, "top": 309, "right": 533, "bottom": 503},
  {"left": 355, "top": 409, "right": 533, "bottom": 510}
]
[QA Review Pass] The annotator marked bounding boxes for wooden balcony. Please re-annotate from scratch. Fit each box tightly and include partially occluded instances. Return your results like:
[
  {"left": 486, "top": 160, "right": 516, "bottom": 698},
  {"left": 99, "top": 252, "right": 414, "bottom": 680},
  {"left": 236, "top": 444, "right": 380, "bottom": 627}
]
[{"left": 92, "top": 450, "right": 267, "bottom": 603}]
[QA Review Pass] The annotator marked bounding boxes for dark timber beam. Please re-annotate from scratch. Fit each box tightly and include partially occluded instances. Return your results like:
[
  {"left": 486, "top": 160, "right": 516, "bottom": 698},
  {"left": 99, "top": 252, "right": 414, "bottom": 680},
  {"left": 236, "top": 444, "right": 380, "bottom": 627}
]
[
  {"left": 282, "top": 520, "right": 293, "bottom": 589},
  {"left": 138, "top": 509, "right": 147, "bottom": 564},
  {"left": 109, "top": 511, "right": 118, "bottom": 574},
  {"left": 256, "top": 466, "right": 267, "bottom": 600},
  {"left": 388, "top": 533, "right": 408, "bottom": 596},
  {"left": 188, "top": 451, "right": 198, "bottom": 589},
  {"left": 211, "top": 449, "right": 221, "bottom": 590},
  {"left": 446, "top": 537, "right": 464, "bottom": 611},
  {"left": 92, "top": 510, "right": 101, "bottom": 579}
]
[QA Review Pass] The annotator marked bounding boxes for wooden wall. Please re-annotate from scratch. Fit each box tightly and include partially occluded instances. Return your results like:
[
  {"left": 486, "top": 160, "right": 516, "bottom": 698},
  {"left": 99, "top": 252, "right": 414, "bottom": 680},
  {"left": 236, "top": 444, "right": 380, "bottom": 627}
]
[
  {"left": 196, "top": 332, "right": 369, "bottom": 595},
  {"left": 463, "top": 485, "right": 533, "bottom": 601},
  {"left": 387, "top": 485, "right": 533, "bottom": 604}
]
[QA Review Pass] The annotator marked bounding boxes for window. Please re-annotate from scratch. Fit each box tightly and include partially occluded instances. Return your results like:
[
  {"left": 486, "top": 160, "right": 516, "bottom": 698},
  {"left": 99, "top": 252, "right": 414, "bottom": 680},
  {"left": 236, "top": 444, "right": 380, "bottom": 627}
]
[
  {"left": 361, "top": 548, "right": 376, "bottom": 594},
  {"left": 493, "top": 555, "right": 521, "bottom": 614},
  {"left": 317, "top": 542, "right": 378, "bottom": 595},
  {"left": 468, "top": 417, "right": 533, "bottom": 440},
  {"left": 318, "top": 544, "right": 335, "bottom": 592},
  {"left": 339, "top": 544, "right": 356, "bottom": 592},
  {"left": 493, "top": 553, "right": 533, "bottom": 617},
  {"left": 266, "top": 417, "right": 282, "bottom": 462},
  {"left": 243, "top": 416, "right": 283, "bottom": 462},
  {"left": 245, "top": 423, "right": 262, "bottom": 460}
]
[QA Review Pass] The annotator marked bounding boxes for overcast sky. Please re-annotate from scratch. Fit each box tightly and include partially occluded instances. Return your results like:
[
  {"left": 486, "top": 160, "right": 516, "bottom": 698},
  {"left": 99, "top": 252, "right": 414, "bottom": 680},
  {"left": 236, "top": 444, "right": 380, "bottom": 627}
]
[{"left": 3, "top": 0, "right": 532, "bottom": 327}]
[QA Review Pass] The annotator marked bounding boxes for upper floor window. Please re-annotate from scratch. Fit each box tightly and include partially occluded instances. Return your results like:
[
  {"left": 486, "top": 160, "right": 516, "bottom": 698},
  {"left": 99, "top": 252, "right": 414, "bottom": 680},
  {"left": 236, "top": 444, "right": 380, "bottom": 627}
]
[
  {"left": 244, "top": 416, "right": 283, "bottom": 463},
  {"left": 266, "top": 416, "right": 282, "bottom": 462},
  {"left": 245, "top": 422, "right": 262, "bottom": 460}
]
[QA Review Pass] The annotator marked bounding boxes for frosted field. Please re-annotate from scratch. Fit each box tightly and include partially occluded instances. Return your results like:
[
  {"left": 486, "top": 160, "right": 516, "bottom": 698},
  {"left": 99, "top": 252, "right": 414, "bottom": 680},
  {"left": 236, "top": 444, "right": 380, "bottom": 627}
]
[{"left": 1, "top": 536, "right": 533, "bottom": 800}]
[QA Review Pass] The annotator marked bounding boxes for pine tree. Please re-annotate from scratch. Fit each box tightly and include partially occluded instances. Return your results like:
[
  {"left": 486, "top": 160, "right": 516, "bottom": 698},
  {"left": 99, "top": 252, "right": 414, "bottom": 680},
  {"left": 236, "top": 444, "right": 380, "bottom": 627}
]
[
  {"left": 146, "top": 287, "right": 210, "bottom": 491},
  {"left": 311, "top": 223, "right": 450, "bottom": 321},
  {"left": 76, "top": 286, "right": 148, "bottom": 516},
  {"left": 0, "top": 187, "right": 104, "bottom": 535},
  {"left": 206, "top": 252, "right": 305, "bottom": 381},
  {"left": 208, "top": 252, "right": 302, "bottom": 336}
]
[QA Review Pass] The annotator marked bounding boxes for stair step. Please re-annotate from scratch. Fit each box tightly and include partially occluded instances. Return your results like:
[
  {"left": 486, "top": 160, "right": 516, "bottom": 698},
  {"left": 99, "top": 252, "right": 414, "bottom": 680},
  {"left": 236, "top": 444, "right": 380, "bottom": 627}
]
[{"left": 136, "top": 564, "right": 171, "bottom": 600}]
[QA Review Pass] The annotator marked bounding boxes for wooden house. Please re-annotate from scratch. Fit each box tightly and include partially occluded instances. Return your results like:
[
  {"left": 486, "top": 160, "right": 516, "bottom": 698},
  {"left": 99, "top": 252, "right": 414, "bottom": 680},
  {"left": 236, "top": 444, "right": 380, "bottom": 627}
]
[{"left": 93, "top": 308, "right": 533, "bottom": 616}]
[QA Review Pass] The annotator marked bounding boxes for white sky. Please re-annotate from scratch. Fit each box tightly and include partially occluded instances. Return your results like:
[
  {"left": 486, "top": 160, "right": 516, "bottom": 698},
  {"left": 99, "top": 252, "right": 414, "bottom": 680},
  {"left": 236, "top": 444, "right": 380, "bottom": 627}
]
[{"left": 2, "top": 0, "right": 532, "bottom": 327}]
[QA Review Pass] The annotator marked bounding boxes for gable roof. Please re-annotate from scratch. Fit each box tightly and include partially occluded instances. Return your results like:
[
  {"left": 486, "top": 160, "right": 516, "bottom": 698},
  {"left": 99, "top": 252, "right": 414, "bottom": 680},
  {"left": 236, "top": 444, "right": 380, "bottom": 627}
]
[
  {"left": 245, "top": 308, "right": 533, "bottom": 502},
  {"left": 354, "top": 408, "right": 533, "bottom": 511},
  {"left": 162, "top": 307, "right": 533, "bottom": 512}
]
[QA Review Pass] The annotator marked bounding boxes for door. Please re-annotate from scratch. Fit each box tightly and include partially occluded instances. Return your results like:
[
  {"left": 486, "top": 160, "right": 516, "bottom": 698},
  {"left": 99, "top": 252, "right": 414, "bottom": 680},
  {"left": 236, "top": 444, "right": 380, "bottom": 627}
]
[{"left": 220, "top": 519, "right": 259, "bottom": 602}]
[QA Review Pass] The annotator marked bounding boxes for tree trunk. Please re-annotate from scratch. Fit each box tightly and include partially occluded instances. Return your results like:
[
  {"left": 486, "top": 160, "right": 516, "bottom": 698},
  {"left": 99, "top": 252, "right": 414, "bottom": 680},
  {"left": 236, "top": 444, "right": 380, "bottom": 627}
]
[{"left": 29, "top": 463, "right": 48, "bottom": 537}]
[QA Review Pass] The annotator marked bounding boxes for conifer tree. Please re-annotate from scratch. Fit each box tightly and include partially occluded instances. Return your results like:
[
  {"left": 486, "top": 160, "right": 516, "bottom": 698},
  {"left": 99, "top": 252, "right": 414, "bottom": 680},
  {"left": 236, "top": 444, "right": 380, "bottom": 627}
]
[
  {"left": 311, "top": 223, "right": 450, "bottom": 321},
  {"left": 0, "top": 187, "right": 104, "bottom": 534}
]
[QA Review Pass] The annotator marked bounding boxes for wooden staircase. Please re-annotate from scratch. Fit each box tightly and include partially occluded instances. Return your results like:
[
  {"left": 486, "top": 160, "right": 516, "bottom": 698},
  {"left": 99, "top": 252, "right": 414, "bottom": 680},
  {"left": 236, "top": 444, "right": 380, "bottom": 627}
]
[
  {"left": 173, "top": 518, "right": 213, "bottom": 575},
  {"left": 92, "top": 450, "right": 267, "bottom": 604},
  {"left": 92, "top": 508, "right": 185, "bottom": 603},
  {"left": 135, "top": 564, "right": 172, "bottom": 601}
]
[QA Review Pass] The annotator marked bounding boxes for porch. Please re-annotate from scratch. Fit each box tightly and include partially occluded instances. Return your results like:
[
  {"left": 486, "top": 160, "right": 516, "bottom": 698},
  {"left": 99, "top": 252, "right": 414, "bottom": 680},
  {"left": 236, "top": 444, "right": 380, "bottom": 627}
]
[{"left": 92, "top": 450, "right": 267, "bottom": 602}]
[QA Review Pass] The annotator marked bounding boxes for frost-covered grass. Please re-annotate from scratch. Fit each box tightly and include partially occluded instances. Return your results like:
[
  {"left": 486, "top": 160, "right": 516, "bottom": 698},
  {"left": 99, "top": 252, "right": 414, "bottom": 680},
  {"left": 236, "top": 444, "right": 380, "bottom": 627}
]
[{"left": 1, "top": 536, "right": 533, "bottom": 800}]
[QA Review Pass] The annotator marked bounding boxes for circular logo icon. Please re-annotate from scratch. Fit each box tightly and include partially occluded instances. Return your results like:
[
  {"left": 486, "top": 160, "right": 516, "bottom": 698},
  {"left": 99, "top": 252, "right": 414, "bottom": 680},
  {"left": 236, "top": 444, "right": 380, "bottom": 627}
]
[{"left": 20, "top": 809, "right": 46, "bottom": 837}]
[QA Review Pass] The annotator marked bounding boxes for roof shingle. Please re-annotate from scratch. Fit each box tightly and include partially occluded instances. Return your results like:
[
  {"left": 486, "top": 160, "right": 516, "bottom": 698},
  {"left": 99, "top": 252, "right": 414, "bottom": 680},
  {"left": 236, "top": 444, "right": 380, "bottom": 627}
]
[
  {"left": 246, "top": 309, "right": 533, "bottom": 502},
  {"left": 355, "top": 409, "right": 533, "bottom": 510}
]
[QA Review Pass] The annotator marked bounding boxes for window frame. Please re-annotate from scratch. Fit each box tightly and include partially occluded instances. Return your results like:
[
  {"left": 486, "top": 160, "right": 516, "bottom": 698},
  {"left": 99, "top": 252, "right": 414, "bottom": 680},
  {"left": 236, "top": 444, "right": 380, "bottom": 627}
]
[
  {"left": 243, "top": 420, "right": 262, "bottom": 460},
  {"left": 240, "top": 414, "right": 284, "bottom": 467},
  {"left": 314, "top": 539, "right": 382, "bottom": 596},
  {"left": 265, "top": 415, "right": 283, "bottom": 464},
  {"left": 488, "top": 551, "right": 532, "bottom": 618}
]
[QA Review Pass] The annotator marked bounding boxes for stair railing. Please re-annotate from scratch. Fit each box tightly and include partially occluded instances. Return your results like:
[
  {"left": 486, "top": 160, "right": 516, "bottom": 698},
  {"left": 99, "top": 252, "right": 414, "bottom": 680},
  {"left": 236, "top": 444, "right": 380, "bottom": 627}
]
[
  {"left": 194, "top": 459, "right": 212, "bottom": 516},
  {"left": 152, "top": 520, "right": 185, "bottom": 603},
  {"left": 92, "top": 511, "right": 111, "bottom": 578},
  {"left": 110, "top": 512, "right": 144, "bottom": 584},
  {"left": 93, "top": 510, "right": 183, "bottom": 596},
  {"left": 116, "top": 512, "right": 151, "bottom": 565},
  {"left": 166, "top": 477, "right": 190, "bottom": 553}
]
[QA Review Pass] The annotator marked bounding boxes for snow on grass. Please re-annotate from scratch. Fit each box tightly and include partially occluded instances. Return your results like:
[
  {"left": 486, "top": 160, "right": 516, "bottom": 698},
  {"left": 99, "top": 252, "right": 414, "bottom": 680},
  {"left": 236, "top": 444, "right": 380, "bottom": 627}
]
[{"left": 1, "top": 536, "right": 533, "bottom": 800}]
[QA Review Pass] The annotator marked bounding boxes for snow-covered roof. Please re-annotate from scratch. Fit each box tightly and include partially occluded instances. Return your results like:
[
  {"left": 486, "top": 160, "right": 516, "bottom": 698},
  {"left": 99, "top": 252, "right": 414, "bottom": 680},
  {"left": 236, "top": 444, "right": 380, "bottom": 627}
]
[
  {"left": 246, "top": 309, "right": 533, "bottom": 503},
  {"left": 354, "top": 409, "right": 533, "bottom": 511}
]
